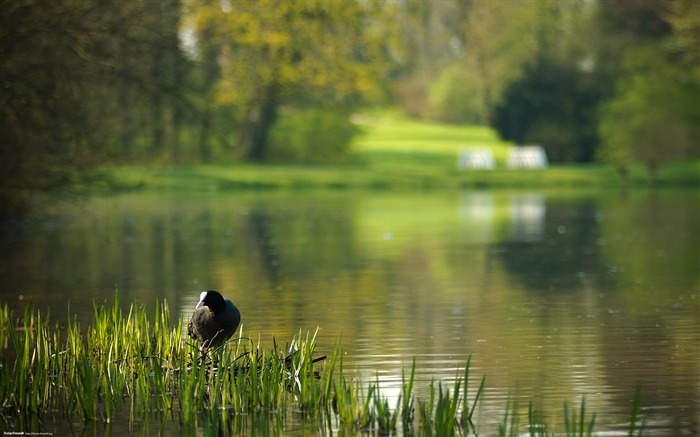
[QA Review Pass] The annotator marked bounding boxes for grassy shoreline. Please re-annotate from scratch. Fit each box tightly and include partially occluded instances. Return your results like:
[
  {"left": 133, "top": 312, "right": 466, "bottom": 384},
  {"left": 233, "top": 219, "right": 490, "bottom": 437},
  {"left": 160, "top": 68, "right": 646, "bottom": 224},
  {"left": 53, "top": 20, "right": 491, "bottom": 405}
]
[
  {"left": 1, "top": 298, "right": 645, "bottom": 435},
  {"left": 99, "top": 113, "right": 699, "bottom": 193},
  {"left": 103, "top": 160, "right": 699, "bottom": 194}
]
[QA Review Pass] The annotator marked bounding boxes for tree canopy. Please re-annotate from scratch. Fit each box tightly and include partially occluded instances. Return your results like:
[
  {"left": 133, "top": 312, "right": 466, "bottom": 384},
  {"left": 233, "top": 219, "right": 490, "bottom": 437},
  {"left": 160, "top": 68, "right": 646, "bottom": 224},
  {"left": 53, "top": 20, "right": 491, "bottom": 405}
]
[
  {"left": 597, "top": 0, "right": 700, "bottom": 178},
  {"left": 1, "top": 0, "right": 188, "bottom": 216},
  {"left": 186, "top": 0, "right": 396, "bottom": 161},
  {"left": 1, "top": 0, "right": 698, "bottom": 217}
]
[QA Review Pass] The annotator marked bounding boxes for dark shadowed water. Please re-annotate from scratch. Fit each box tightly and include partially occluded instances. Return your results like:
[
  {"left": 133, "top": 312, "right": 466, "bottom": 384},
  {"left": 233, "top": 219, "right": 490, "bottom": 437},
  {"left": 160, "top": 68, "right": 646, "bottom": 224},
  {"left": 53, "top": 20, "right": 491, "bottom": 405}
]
[{"left": 1, "top": 189, "right": 698, "bottom": 435}]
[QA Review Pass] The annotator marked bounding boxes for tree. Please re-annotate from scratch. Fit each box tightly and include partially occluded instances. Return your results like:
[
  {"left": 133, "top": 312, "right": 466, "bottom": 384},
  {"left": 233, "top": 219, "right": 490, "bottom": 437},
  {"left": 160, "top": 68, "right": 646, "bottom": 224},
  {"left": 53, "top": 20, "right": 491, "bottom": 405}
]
[
  {"left": 1, "top": 0, "right": 110, "bottom": 216},
  {"left": 480, "top": 0, "right": 698, "bottom": 172},
  {"left": 598, "top": 44, "right": 699, "bottom": 180},
  {"left": 492, "top": 54, "right": 605, "bottom": 163},
  {"left": 187, "top": 1, "right": 395, "bottom": 161},
  {"left": 393, "top": 0, "right": 541, "bottom": 124},
  {"left": 597, "top": 0, "right": 700, "bottom": 180},
  {"left": 1, "top": 0, "right": 192, "bottom": 218},
  {"left": 665, "top": 0, "right": 700, "bottom": 68},
  {"left": 449, "top": 0, "right": 542, "bottom": 125}
]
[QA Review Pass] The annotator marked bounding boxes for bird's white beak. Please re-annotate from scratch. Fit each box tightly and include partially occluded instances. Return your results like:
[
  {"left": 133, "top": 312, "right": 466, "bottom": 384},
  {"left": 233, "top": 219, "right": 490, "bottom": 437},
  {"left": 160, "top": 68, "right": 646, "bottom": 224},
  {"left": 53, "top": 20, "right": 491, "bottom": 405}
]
[{"left": 195, "top": 291, "right": 208, "bottom": 309}]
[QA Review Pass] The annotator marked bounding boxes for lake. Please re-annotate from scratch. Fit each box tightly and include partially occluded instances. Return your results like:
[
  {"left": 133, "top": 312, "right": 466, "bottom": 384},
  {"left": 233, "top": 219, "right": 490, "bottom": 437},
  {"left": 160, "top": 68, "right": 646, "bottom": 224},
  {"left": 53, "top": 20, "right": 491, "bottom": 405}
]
[{"left": 1, "top": 188, "right": 698, "bottom": 435}]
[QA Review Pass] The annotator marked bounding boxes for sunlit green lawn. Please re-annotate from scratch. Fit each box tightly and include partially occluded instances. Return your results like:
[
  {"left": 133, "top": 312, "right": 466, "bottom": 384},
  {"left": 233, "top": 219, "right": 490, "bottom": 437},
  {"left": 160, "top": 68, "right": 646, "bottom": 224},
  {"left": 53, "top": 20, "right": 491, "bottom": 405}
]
[{"left": 105, "top": 111, "right": 699, "bottom": 192}]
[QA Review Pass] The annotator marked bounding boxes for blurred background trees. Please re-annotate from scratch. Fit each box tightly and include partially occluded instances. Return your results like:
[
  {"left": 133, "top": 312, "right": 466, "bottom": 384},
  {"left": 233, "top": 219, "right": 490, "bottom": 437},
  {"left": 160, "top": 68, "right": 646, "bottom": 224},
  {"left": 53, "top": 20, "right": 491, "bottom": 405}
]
[
  {"left": 185, "top": 0, "right": 395, "bottom": 162},
  {"left": 1, "top": 0, "right": 189, "bottom": 216},
  {"left": 597, "top": 0, "right": 700, "bottom": 179},
  {"left": 1, "top": 0, "right": 698, "bottom": 215}
]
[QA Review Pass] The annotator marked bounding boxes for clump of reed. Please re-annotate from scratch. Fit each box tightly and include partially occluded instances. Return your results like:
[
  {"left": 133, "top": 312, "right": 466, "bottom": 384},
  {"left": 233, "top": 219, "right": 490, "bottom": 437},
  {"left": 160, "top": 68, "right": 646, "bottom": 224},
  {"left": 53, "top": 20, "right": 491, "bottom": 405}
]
[
  {"left": 0, "top": 295, "right": 329, "bottom": 425},
  {"left": 0, "top": 297, "right": 645, "bottom": 435}
]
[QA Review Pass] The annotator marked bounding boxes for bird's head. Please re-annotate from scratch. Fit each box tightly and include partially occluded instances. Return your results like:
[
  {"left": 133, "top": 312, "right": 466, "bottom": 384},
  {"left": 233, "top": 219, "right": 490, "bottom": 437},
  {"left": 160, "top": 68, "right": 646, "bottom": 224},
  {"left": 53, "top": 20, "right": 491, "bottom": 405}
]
[{"left": 196, "top": 290, "right": 226, "bottom": 312}]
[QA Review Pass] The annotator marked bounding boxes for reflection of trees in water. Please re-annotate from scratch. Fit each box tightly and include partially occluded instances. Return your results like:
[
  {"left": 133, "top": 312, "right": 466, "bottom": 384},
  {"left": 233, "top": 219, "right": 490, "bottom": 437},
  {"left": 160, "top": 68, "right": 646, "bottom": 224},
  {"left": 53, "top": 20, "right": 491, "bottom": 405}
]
[
  {"left": 241, "top": 200, "right": 360, "bottom": 288},
  {"left": 493, "top": 198, "right": 612, "bottom": 292},
  {"left": 244, "top": 209, "right": 281, "bottom": 285}
]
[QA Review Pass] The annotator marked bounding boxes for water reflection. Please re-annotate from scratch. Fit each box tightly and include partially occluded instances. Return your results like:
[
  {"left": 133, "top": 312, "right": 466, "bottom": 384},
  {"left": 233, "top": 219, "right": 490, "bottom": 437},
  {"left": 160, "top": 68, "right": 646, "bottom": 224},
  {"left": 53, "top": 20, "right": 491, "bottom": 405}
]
[
  {"left": 0, "top": 190, "right": 698, "bottom": 435},
  {"left": 460, "top": 193, "right": 494, "bottom": 243},
  {"left": 495, "top": 196, "right": 610, "bottom": 292},
  {"left": 508, "top": 193, "right": 546, "bottom": 241}
]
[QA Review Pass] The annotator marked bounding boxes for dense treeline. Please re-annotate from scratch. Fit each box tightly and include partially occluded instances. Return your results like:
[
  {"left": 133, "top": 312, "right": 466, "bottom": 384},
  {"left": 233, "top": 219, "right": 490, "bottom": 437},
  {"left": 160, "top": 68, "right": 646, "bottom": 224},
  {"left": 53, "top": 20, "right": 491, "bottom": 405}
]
[
  {"left": 395, "top": 0, "right": 698, "bottom": 170},
  {"left": 1, "top": 0, "right": 698, "bottom": 217},
  {"left": 1, "top": 0, "right": 189, "bottom": 216}
]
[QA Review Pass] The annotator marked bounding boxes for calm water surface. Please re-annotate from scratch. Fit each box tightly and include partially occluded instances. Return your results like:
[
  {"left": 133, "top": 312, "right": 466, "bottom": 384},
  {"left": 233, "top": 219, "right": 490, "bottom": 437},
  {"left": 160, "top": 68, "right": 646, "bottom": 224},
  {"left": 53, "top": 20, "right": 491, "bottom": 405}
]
[{"left": 1, "top": 189, "right": 698, "bottom": 435}]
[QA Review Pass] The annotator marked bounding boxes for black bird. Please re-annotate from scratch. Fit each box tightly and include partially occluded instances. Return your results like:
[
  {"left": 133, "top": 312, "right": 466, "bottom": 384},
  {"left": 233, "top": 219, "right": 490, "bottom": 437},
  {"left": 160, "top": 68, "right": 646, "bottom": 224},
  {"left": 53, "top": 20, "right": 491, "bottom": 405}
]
[{"left": 187, "top": 290, "right": 241, "bottom": 349}]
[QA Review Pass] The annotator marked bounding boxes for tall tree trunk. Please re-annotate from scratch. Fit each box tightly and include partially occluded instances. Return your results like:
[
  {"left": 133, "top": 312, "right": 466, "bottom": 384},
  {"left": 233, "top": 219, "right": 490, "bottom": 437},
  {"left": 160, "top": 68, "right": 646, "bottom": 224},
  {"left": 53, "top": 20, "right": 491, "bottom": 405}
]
[
  {"left": 239, "top": 85, "right": 278, "bottom": 162},
  {"left": 151, "top": 93, "right": 165, "bottom": 154},
  {"left": 198, "top": 108, "right": 213, "bottom": 162},
  {"left": 198, "top": 42, "right": 220, "bottom": 162},
  {"left": 119, "top": 84, "right": 136, "bottom": 159}
]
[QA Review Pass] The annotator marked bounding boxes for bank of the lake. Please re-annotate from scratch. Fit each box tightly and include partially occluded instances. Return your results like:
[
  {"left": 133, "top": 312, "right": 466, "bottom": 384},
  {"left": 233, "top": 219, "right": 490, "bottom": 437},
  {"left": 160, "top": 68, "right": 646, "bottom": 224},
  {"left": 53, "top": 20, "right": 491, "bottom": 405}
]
[
  {"left": 103, "top": 160, "right": 700, "bottom": 193},
  {"left": 99, "top": 113, "right": 699, "bottom": 193}
]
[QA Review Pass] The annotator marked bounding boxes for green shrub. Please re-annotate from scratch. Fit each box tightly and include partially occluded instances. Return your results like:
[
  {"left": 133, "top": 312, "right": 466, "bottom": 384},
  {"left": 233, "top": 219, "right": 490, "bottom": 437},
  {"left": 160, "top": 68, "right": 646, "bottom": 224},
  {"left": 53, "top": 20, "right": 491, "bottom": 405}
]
[
  {"left": 428, "top": 64, "right": 483, "bottom": 124},
  {"left": 267, "top": 109, "right": 360, "bottom": 164}
]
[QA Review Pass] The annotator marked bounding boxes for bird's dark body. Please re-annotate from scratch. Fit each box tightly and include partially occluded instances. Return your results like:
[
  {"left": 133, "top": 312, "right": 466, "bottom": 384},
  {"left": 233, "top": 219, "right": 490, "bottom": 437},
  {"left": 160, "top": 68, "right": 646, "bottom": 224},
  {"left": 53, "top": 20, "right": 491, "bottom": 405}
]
[{"left": 187, "top": 290, "right": 241, "bottom": 349}]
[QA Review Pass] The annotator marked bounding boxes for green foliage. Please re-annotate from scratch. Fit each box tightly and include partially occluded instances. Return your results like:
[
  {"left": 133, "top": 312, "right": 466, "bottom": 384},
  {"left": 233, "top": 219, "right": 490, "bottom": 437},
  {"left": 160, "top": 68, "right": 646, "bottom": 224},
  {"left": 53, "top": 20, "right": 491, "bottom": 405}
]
[
  {"left": 527, "top": 402, "right": 550, "bottom": 437},
  {"left": 598, "top": 43, "right": 700, "bottom": 179},
  {"left": 0, "top": 0, "right": 191, "bottom": 217},
  {"left": 628, "top": 387, "right": 645, "bottom": 437},
  {"left": 498, "top": 396, "right": 520, "bottom": 437},
  {"left": 5, "top": 0, "right": 700, "bottom": 222},
  {"left": 597, "top": 0, "right": 671, "bottom": 42},
  {"left": 665, "top": 0, "right": 700, "bottom": 67},
  {"left": 595, "top": 0, "right": 700, "bottom": 180},
  {"left": 563, "top": 398, "right": 596, "bottom": 437},
  {"left": 188, "top": 0, "right": 397, "bottom": 161},
  {"left": 428, "top": 65, "right": 483, "bottom": 124},
  {"left": 267, "top": 109, "right": 360, "bottom": 164},
  {"left": 107, "top": 110, "right": 699, "bottom": 191},
  {"left": 461, "top": 355, "right": 486, "bottom": 429},
  {"left": 400, "top": 358, "right": 416, "bottom": 426},
  {"left": 1, "top": 0, "right": 399, "bottom": 218},
  {"left": 393, "top": 1, "right": 543, "bottom": 123},
  {"left": 492, "top": 55, "right": 605, "bottom": 163},
  {"left": 0, "top": 299, "right": 648, "bottom": 435},
  {"left": 0, "top": 297, "right": 332, "bottom": 426}
]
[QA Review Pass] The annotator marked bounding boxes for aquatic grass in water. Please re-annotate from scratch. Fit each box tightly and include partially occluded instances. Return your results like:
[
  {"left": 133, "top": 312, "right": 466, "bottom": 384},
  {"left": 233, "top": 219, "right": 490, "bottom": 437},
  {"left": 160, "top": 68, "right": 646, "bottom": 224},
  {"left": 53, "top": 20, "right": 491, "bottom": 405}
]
[
  {"left": 564, "top": 398, "right": 596, "bottom": 437},
  {"left": 0, "top": 299, "right": 647, "bottom": 435},
  {"left": 461, "top": 354, "right": 486, "bottom": 430}
]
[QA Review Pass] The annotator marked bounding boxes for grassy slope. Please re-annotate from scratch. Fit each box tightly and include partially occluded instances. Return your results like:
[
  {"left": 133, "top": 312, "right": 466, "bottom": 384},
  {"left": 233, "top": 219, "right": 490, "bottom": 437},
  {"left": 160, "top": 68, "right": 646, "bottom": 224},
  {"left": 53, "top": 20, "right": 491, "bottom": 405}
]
[{"left": 105, "top": 111, "right": 699, "bottom": 192}]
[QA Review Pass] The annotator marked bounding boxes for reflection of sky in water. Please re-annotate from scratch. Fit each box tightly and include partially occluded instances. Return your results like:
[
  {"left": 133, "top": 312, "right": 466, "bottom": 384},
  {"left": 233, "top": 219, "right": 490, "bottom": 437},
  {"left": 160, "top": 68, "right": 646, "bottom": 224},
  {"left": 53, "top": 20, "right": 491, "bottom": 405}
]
[{"left": 1, "top": 190, "right": 698, "bottom": 435}]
